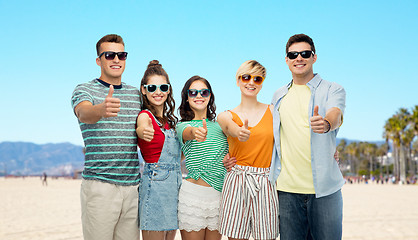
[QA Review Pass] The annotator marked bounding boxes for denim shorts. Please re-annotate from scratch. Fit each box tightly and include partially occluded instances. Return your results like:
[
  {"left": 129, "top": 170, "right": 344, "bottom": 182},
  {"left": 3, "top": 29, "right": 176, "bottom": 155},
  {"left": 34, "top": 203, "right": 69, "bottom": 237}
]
[{"left": 139, "top": 162, "right": 182, "bottom": 231}]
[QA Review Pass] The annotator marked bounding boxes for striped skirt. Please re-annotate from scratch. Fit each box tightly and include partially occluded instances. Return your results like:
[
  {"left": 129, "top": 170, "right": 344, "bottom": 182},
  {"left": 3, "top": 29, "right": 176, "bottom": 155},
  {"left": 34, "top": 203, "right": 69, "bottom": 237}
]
[{"left": 219, "top": 165, "right": 279, "bottom": 239}]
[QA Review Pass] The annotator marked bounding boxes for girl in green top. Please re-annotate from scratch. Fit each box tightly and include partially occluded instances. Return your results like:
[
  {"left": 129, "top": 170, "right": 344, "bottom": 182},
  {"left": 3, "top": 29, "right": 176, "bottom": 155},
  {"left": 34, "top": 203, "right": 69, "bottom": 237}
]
[{"left": 176, "top": 75, "right": 228, "bottom": 240}]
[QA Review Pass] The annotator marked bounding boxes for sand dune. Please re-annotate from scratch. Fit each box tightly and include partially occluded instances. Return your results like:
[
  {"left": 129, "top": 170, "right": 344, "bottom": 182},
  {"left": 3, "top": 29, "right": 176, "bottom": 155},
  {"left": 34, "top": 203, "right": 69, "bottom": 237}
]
[{"left": 1, "top": 177, "right": 417, "bottom": 240}]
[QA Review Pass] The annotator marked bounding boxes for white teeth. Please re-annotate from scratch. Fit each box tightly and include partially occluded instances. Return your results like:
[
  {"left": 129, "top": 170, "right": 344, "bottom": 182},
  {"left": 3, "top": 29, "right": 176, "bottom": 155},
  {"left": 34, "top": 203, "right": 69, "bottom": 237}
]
[{"left": 111, "top": 66, "right": 121, "bottom": 69}]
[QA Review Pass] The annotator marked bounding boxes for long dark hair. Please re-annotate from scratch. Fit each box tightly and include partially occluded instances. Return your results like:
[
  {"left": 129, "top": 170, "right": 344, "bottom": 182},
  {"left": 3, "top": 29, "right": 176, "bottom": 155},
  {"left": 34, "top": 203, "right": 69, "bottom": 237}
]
[
  {"left": 178, "top": 75, "right": 216, "bottom": 122},
  {"left": 140, "top": 60, "right": 177, "bottom": 128}
]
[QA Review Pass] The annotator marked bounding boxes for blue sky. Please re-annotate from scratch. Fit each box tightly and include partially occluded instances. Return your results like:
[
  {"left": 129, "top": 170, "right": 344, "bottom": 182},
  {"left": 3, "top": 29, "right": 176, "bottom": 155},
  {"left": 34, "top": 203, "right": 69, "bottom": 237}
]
[{"left": 1, "top": 0, "right": 417, "bottom": 146}]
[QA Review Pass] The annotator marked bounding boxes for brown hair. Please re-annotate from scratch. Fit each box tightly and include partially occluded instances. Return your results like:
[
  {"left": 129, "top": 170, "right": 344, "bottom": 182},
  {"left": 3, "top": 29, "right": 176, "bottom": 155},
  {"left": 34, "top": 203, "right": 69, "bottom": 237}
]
[
  {"left": 285, "top": 34, "right": 315, "bottom": 54},
  {"left": 140, "top": 60, "right": 177, "bottom": 128},
  {"left": 178, "top": 75, "right": 216, "bottom": 122},
  {"left": 96, "top": 34, "right": 125, "bottom": 56}
]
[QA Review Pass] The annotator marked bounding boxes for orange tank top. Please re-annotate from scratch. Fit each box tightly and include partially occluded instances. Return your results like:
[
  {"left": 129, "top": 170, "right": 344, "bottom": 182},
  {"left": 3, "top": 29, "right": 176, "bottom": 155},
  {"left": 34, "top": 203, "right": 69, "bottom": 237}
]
[{"left": 227, "top": 107, "right": 274, "bottom": 168}]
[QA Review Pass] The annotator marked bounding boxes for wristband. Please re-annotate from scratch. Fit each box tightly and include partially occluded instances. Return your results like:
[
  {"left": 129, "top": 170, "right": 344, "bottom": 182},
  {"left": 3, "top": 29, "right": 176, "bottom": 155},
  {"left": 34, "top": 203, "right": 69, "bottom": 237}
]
[{"left": 324, "top": 118, "right": 331, "bottom": 133}]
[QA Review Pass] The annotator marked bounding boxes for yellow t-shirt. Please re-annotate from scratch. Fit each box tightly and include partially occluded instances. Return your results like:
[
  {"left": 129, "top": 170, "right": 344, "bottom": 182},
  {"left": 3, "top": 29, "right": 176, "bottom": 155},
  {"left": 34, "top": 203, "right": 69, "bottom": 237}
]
[{"left": 276, "top": 84, "right": 315, "bottom": 194}]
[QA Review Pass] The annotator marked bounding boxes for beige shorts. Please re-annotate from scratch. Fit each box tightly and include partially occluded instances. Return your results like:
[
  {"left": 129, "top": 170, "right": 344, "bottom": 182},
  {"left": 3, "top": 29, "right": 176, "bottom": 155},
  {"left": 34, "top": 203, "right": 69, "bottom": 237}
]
[
  {"left": 80, "top": 179, "right": 139, "bottom": 240},
  {"left": 219, "top": 165, "right": 279, "bottom": 239}
]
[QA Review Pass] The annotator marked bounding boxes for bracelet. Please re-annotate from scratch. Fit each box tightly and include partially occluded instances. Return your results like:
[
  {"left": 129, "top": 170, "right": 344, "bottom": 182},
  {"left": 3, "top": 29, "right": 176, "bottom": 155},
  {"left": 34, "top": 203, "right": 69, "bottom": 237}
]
[{"left": 324, "top": 118, "right": 331, "bottom": 133}]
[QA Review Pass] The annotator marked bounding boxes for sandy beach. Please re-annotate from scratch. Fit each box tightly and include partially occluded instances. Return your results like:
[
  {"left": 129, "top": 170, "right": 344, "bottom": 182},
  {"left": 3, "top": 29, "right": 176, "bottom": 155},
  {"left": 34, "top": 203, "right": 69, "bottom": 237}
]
[{"left": 1, "top": 177, "right": 417, "bottom": 240}]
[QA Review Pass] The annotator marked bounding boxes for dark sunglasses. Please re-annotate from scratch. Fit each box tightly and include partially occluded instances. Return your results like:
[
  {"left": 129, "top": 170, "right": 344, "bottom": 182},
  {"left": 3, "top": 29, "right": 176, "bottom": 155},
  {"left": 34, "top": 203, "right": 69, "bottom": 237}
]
[
  {"left": 187, "top": 89, "right": 211, "bottom": 98},
  {"left": 239, "top": 74, "right": 265, "bottom": 85},
  {"left": 98, "top": 51, "right": 128, "bottom": 60},
  {"left": 286, "top": 50, "right": 314, "bottom": 60},
  {"left": 143, "top": 84, "right": 170, "bottom": 93}
]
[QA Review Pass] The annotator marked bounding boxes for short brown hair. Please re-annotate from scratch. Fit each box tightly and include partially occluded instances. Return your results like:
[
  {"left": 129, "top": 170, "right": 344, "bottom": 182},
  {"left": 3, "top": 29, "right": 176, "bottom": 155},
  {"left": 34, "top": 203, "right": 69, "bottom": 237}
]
[
  {"left": 96, "top": 34, "right": 124, "bottom": 56},
  {"left": 285, "top": 34, "right": 315, "bottom": 54}
]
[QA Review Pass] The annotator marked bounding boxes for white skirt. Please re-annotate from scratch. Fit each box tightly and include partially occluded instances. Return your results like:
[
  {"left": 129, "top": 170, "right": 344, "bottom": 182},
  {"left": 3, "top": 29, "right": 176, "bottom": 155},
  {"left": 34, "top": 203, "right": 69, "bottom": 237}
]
[{"left": 178, "top": 179, "right": 221, "bottom": 232}]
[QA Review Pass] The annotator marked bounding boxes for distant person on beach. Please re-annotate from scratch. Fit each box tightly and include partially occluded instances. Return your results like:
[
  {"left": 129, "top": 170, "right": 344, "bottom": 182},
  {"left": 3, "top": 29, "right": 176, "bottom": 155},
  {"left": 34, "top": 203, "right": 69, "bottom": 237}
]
[
  {"left": 136, "top": 60, "right": 181, "bottom": 240},
  {"left": 42, "top": 172, "right": 47, "bottom": 186},
  {"left": 71, "top": 34, "right": 141, "bottom": 240},
  {"left": 269, "top": 33, "right": 346, "bottom": 240},
  {"left": 176, "top": 76, "right": 228, "bottom": 240}
]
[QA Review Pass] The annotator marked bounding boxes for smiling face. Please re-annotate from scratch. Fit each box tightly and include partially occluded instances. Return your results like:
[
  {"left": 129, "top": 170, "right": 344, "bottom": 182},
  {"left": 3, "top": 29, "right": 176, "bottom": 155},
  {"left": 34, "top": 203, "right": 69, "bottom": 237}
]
[
  {"left": 286, "top": 41, "right": 317, "bottom": 83},
  {"left": 237, "top": 73, "right": 263, "bottom": 97},
  {"left": 188, "top": 80, "right": 210, "bottom": 116},
  {"left": 96, "top": 42, "right": 126, "bottom": 83},
  {"left": 141, "top": 75, "right": 169, "bottom": 111}
]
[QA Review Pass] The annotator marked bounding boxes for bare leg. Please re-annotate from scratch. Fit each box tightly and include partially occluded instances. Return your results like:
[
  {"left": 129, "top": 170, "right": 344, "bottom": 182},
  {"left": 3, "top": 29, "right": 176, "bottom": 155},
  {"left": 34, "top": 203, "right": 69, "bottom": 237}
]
[
  {"left": 165, "top": 230, "right": 177, "bottom": 240},
  {"left": 142, "top": 230, "right": 177, "bottom": 240},
  {"left": 204, "top": 228, "right": 222, "bottom": 240},
  {"left": 180, "top": 229, "right": 205, "bottom": 240}
]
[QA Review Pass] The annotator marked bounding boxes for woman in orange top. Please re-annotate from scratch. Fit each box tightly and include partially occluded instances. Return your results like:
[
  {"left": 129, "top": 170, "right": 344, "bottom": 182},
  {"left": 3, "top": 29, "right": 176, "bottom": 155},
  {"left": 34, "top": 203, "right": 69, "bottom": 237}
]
[{"left": 217, "top": 60, "right": 279, "bottom": 240}]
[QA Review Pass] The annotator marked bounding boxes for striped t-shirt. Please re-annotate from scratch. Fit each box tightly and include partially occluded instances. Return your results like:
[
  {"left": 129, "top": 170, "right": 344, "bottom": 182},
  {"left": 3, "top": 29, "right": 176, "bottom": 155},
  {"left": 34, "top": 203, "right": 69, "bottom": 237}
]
[
  {"left": 71, "top": 79, "right": 142, "bottom": 186},
  {"left": 176, "top": 119, "right": 228, "bottom": 192}
]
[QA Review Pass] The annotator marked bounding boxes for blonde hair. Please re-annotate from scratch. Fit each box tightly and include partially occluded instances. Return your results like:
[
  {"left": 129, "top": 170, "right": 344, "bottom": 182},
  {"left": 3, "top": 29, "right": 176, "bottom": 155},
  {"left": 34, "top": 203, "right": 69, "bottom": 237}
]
[{"left": 235, "top": 60, "right": 266, "bottom": 81}]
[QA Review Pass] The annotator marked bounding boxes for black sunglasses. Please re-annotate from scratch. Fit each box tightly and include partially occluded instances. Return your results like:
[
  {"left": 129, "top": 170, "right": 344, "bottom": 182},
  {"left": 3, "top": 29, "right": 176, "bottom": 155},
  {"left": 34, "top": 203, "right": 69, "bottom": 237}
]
[
  {"left": 143, "top": 84, "right": 170, "bottom": 93},
  {"left": 286, "top": 50, "right": 314, "bottom": 60},
  {"left": 187, "top": 89, "right": 211, "bottom": 98},
  {"left": 98, "top": 51, "right": 128, "bottom": 60}
]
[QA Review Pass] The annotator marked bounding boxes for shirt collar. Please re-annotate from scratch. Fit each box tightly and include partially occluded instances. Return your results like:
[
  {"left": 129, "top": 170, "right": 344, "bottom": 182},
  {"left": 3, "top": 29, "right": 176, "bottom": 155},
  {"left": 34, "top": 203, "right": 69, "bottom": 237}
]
[
  {"left": 306, "top": 73, "right": 322, "bottom": 89},
  {"left": 96, "top": 78, "right": 123, "bottom": 89},
  {"left": 288, "top": 73, "right": 322, "bottom": 90}
]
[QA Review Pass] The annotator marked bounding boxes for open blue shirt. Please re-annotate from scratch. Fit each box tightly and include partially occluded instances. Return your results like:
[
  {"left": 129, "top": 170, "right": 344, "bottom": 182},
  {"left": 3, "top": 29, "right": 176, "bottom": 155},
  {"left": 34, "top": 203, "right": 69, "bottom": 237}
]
[{"left": 268, "top": 74, "right": 346, "bottom": 198}]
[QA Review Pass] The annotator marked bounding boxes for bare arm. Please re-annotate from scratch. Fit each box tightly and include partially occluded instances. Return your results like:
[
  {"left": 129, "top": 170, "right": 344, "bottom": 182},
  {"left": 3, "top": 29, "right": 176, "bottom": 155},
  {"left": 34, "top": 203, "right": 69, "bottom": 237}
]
[
  {"left": 136, "top": 113, "right": 155, "bottom": 142},
  {"left": 310, "top": 106, "right": 342, "bottom": 134},
  {"left": 182, "top": 119, "right": 208, "bottom": 142},
  {"left": 74, "top": 85, "right": 121, "bottom": 124},
  {"left": 325, "top": 107, "right": 343, "bottom": 131},
  {"left": 217, "top": 111, "right": 250, "bottom": 141}
]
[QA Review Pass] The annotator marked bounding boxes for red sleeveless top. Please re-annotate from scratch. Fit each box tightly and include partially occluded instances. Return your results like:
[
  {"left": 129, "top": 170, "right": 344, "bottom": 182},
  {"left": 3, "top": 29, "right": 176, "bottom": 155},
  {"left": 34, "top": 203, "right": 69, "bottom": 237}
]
[{"left": 137, "top": 110, "right": 170, "bottom": 163}]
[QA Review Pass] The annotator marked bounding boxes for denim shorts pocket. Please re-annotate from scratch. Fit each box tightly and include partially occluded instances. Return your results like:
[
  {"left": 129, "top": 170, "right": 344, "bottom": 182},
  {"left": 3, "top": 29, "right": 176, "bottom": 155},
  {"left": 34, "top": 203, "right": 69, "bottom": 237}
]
[{"left": 150, "top": 168, "right": 170, "bottom": 181}]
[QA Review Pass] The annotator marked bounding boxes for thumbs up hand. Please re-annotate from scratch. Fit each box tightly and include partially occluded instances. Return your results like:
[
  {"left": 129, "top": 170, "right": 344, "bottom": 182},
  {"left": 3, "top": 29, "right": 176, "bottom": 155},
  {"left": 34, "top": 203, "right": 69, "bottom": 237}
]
[
  {"left": 194, "top": 119, "right": 208, "bottom": 142},
  {"left": 102, "top": 85, "right": 121, "bottom": 118},
  {"left": 238, "top": 119, "right": 251, "bottom": 142},
  {"left": 310, "top": 106, "right": 330, "bottom": 134},
  {"left": 142, "top": 117, "right": 155, "bottom": 142}
]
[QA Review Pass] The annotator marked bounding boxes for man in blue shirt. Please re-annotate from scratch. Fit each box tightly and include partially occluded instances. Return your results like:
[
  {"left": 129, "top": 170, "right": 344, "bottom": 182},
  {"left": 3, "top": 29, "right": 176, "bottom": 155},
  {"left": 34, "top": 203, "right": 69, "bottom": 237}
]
[{"left": 269, "top": 34, "right": 346, "bottom": 240}]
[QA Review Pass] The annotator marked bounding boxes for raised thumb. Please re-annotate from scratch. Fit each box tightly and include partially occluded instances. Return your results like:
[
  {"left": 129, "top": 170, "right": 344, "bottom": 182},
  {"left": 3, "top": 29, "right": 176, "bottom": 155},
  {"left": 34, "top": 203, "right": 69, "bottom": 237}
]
[
  {"left": 107, "top": 85, "right": 114, "bottom": 98},
  {"left": 244, "top": 119, "right": 249, "bottom": 129},
  {"left": 202, "top": 118, "right": 207, "bottom": 131},
  {"left": 313, "top": 105, "right": 319, "bottom": 116}
]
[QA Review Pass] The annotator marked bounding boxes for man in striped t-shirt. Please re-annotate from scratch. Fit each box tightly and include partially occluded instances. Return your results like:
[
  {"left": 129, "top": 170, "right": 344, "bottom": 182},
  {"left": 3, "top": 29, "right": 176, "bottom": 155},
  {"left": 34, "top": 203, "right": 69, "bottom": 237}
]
[{"left": 71, "top": 34, "right": 141, "bottom": 240}]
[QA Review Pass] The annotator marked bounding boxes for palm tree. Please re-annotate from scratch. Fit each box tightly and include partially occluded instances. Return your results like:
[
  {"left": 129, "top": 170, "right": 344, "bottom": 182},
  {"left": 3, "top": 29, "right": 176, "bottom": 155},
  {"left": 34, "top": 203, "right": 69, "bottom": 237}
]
[
  {"left": 384, "top": 116, "right": 400, "bottom": 181},
  {"left": 376, "top": 143, "right": 389, "bottom": 179},
  {"left": 337, "top": 139, "right": 348, "bottom": 172},
  {"left": 346, "top": 142, "right": 359, "bottom": 176},
  {"left": 364, "top": 143, "right": 377, "bottom": 179},
  {"left": 410, "top": 105, "right": 418, "bottom": 176},
  {"left": 384, "top": 108, "right": 411, "bottom": 183}
]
